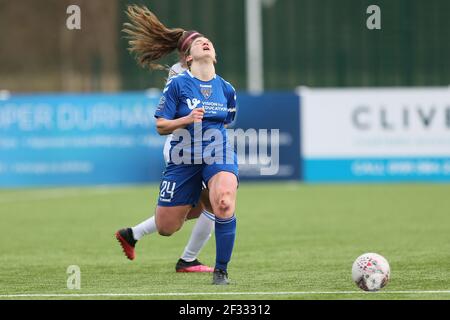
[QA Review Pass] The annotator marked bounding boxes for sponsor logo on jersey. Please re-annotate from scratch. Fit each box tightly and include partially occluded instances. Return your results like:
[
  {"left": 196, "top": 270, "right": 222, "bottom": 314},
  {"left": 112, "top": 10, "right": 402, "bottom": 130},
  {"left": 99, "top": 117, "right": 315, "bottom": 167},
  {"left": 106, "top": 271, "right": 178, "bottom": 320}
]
[{"left": 187, "top": 98, "right": 202, "bottom": 110}]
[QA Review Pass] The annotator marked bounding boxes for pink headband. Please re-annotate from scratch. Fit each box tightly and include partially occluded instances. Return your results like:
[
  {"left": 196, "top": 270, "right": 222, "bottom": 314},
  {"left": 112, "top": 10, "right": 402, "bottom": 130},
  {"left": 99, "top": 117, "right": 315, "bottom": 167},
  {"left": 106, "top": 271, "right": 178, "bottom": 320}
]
[{"left": 180, "top": 32, "right": 201, "bottom": 53}]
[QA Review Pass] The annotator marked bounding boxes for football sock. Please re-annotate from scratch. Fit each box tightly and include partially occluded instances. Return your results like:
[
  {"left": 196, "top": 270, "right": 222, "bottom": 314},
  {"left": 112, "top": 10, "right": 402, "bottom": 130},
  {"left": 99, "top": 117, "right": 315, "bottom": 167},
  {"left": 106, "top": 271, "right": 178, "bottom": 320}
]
[
  {"left": 214, "top": 214, "right": 237, "bottom": 271},
  {"left": 131, "top": 216, "right": 157, "bottom": 241},
  {"left": 180, "top": 210, "right": 215, "bottom": 262}
]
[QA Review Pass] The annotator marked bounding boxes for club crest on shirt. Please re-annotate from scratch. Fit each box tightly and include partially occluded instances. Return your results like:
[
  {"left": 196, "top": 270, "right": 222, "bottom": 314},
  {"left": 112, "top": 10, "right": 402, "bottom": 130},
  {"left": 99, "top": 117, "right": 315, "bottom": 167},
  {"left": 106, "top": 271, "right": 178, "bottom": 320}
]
[{"left": 200, "top": 84, "right": 213, "bottom": 100}]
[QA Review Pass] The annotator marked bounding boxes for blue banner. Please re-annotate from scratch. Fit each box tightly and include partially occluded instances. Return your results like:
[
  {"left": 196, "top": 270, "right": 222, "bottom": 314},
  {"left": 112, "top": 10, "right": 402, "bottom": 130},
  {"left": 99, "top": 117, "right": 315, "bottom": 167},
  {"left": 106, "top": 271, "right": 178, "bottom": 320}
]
[
  {"left": 233, "top": 93, "right": 301, "bottom": 181},
  {"left": 0, "top": 92, "right": 301, "bottom": 187},
  {"left": 304, "top": 158, "right": 450, "bottom": 183},
  {"left": 0, "top": 93, "right": 166, "bottom": 187}
]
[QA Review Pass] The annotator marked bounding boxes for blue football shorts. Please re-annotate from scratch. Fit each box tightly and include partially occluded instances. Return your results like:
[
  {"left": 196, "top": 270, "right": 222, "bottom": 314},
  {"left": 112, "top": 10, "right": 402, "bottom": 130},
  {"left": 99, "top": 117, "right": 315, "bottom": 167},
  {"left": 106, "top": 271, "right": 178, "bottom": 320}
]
[{"left": 157, "top": 160, "right": 239, "bottom": 207}]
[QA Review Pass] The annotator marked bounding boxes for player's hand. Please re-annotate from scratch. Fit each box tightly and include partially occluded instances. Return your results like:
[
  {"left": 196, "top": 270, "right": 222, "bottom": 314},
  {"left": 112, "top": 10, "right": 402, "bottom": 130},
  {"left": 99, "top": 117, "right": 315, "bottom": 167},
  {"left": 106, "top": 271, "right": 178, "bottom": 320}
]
[{"left": 189, "top": 107, "right": 205, "bottom": 123}]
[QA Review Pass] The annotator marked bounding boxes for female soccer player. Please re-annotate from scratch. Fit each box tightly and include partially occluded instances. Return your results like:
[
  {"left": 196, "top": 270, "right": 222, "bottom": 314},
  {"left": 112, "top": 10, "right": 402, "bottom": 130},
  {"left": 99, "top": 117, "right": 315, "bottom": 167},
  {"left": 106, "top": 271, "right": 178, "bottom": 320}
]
[
  {"left": 117, "top": 29, "right": 216, "bottom": 273},
  {"left": 116, "top": 5, "right": 238, "bottom": 285}
]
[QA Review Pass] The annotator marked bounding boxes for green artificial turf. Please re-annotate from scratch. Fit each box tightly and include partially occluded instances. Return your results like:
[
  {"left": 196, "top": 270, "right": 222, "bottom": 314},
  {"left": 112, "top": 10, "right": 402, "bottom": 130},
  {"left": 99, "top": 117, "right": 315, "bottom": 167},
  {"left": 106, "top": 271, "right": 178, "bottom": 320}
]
[{"left": 0, "top": 183, "right": 449, "bottom": 300}]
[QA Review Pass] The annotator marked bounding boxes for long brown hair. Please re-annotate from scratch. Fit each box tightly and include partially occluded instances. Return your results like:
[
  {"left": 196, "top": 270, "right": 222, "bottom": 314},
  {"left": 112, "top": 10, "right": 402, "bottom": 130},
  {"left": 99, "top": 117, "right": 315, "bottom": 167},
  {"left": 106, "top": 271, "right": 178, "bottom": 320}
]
[{"left": 123, "top": 5, "right": 202, "bottom": 70}]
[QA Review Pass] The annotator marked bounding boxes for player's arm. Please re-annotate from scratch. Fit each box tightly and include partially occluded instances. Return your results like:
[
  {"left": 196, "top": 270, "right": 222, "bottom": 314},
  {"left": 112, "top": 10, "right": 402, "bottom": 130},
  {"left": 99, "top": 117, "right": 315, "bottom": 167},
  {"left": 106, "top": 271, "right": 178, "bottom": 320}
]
[
  {"left": 156, "top": 68, "right": 206, "bottom": 135},
  {"left": 156, "top": 108, "right": 204, "bottom": 135},
  {"left": 224, "top": 82, "right": 237, "bottom": 127}
]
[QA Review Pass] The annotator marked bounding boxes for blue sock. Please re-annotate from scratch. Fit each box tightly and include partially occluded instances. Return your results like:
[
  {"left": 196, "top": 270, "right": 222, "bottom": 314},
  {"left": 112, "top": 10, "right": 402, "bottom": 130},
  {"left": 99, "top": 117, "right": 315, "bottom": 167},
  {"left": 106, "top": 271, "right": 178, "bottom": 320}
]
[{"left": 215, "top": 215, "right": 237, "bottom": 272}]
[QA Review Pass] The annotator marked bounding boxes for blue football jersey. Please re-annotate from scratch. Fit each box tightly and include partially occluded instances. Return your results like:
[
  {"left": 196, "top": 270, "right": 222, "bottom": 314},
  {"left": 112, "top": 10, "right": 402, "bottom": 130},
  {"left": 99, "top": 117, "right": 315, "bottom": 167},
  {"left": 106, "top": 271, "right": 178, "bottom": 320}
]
[{"left": 155, "top": 70, "right": 237, "bottom": 163}]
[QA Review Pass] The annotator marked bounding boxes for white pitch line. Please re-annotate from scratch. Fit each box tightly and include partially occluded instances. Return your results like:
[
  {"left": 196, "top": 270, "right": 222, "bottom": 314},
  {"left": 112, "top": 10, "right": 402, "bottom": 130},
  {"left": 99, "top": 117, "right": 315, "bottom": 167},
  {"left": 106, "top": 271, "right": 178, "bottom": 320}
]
[{"left": 1, "top": 290, "right": 450, "bottom": 298}]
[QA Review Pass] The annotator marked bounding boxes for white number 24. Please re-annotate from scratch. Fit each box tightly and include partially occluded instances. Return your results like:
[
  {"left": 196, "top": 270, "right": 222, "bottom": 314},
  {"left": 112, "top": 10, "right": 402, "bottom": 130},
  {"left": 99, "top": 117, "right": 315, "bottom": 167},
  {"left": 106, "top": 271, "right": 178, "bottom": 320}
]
[{"left": 160, "top": 181, "right": 176, "bottom": 202}]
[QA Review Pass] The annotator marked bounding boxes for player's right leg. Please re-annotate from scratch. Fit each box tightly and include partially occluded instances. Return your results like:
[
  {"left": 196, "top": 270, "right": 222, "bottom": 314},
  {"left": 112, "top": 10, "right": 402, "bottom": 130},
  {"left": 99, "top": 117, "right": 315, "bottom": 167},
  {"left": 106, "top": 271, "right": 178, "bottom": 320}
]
[
  {"left": 115, "top": 163, "right": 203, "bottom": 260},
  {"left": 154, "top": 205, "right": 192, "bottom": 236},
  {"left": 115, "top": 201, "right": 203, "bottom": 261},
  {"left": 115, "top": 205, "right": 191, "bottom": 260}
]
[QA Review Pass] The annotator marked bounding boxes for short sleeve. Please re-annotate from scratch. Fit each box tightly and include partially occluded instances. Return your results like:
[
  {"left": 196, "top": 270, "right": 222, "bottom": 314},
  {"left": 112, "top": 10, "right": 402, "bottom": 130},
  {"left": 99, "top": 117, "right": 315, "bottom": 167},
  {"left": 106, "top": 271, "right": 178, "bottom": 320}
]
[
  {"left": 155, "top": 78, "right": 179, "bottom": 120},
  {"left": 224, "top": 82, "right": 237, "bottom": 125}
]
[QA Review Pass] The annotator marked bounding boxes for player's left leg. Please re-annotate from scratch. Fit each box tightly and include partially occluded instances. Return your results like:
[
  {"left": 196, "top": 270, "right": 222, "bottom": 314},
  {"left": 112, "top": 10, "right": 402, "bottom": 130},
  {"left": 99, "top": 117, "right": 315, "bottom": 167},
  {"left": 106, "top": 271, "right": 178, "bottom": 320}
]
[{"left": 206, "top": 171, "right": 238, "bottom": 285}]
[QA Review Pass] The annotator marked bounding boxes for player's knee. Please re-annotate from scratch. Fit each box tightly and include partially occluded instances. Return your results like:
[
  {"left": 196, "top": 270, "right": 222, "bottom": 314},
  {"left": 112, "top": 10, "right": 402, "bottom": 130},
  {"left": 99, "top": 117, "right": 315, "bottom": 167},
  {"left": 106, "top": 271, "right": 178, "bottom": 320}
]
[
  {"left": 158, "top": 228, "right": 174, "bottom": 237},
  {"left": 219, "top": 198, "right": 231, "bottom": 212},
  {"left": 157, "top": 224, "right": 178, "bottom": 237},
  {"left": 214, "top": 191, "right": 234, "bottom": 218}
]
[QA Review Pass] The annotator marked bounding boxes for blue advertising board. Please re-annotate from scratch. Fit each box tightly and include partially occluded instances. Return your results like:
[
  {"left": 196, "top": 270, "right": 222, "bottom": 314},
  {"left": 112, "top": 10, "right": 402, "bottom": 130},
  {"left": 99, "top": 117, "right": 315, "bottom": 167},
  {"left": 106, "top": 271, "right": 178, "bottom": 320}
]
[
  {"left": 233, "top": 93, "right": 301, "bottom": 181},
  {"left": 0, "top": 92, "right": 301, "bottom": 187},
  {"left": 0, "top": 93, "right": 166, "bottom": 187}
]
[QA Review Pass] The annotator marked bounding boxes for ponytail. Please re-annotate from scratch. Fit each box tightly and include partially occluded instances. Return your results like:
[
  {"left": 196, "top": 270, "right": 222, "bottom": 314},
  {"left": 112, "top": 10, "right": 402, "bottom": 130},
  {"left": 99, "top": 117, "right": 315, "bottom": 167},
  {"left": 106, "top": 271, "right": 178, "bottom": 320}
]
[{"left": 123, "top": 5, "right": 185, "bottom": 70}]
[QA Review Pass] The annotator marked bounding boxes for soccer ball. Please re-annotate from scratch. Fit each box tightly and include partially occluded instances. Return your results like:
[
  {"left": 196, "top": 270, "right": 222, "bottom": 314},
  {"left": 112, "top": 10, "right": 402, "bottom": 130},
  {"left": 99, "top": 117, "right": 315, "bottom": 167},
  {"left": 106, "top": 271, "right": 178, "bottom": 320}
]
[{"left": 352, "top": 253, "right": 390, "bottom": 292}]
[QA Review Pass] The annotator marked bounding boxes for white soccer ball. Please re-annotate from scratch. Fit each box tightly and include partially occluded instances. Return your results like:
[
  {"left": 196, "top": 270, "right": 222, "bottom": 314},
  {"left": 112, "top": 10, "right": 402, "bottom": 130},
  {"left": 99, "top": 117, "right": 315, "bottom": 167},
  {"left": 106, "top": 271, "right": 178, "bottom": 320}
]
[{"left": 352, "top": 253, "right": 390, "bottom": 292}]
